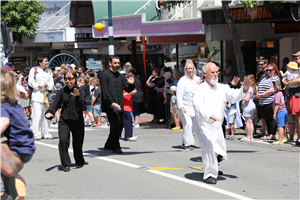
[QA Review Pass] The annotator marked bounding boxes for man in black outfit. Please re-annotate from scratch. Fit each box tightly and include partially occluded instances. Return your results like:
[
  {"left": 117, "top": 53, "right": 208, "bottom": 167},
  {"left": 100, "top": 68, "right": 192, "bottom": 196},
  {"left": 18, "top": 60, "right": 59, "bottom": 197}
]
[{"left": 100, "top": 55, "right": 135, "bottom": 154}]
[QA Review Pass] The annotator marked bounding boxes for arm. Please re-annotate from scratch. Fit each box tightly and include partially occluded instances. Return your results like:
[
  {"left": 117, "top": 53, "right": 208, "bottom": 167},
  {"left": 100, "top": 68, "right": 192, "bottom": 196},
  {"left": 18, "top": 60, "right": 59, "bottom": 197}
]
[
  {"left": 1, "top": 143, "right": 22, "bottom": 177},
  {"left": 273, "top": 104, "right": 279, "bottom": 120},
  {"left": 28, "top": 68, "right": 42, "bottom": 90},
  {"left": 45, "top": 89, "right": 63, "bottom": 119},
  {"left": 176, "top": 79, "right": 186, "bottom": 113},
  {"left": 123, "top": 74, "right": 135, "bottom": 93},
  {"left": 242, "top": 92, "right": 250, "bottom": 102},
  {"left": 171, "top": 103, "right": 175, "bottom": 114},
  {"left": 99, "top": 73, "right": 115, "bottom": 106},
  {"left": 287, "top": 77, "right": 300, "bottom": 86},
  {"left": 257, "top": 87, "right": 275, "bottom": 99},
  {"left": 1, "top": 117, "right": 10, "bottom": 134}
]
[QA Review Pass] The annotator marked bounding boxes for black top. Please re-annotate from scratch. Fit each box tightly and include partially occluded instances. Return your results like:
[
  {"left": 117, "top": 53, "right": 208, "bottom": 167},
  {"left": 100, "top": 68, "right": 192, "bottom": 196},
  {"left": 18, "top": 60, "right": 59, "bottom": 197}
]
[
  {"left": 78, "top": 85, "right": 91, "bottom": 106},
  {"left": 256, "top": 71, "right": 268, "bottom": 84},
  {"left": 153, "top": 76, "right": 165, "bottom": 88},
  {"left": 132, "top": 76, "right": 144, "bottom": 103},
  {"left": 92, "top": 87, "right": 101, "bottom": 105},
  {"left": 100, "top": 69, "right": 135, "bottom": 112},
  {"left": 46, "top": 86, "right": 85, "bottom": 121}
]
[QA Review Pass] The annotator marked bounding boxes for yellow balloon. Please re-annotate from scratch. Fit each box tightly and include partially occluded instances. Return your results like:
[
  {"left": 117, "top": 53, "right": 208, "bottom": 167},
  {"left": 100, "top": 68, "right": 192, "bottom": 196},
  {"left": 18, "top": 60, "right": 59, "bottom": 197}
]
[{"left": 94, "top": 23, "right": 104, "bottom": 32}]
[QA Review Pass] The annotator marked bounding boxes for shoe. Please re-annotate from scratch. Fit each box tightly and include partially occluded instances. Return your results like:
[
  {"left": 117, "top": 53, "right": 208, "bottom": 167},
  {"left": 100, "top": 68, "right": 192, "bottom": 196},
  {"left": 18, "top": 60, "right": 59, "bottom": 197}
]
[
  {"left": 104, "top": 146, "right": 112, "bottom": 150},
  {"left": 126, "top": 136, "right": 137, "bottom": 141},
  {"left": 85, "top": 123, "right": 91, "bottom": 127},
  {"left": 63, "top": 165, "right": 70, "bottom": 172},
  {"left": 253, "top": 134, "right": 265, "bottom": 138},
  {"left": 218, "top": 171, "right": 223, "bottom": 175},
  {"left": 77, "top": 161, "right": 89, "bottom": 165},
  {"left": 95, "top": 123, "right": 102, "bottom": 127},
  {"left": 181, "top": 143, "right": 185, "bottom": 148},
  {"left": 45, "top": 136, "right": 54, "bottom": 140},
  {"left": 134, "top": 124, "right": 140, "bottom": 128},
  {"left": 159, "top": 120, "right": 166, "bottom": 124},
  {"left": 91, "top": 122, "right": 96, "bottom": 127},
  {"left": 112, "top": 149, "right": 123, "bottom": 154},
  {"left": 217, "top": 155, "right": 223, "bottom": 163},
  {"left": 172, "top": 126, "right": 181, "bottom": 130},
  {"left": 27, "top": 117, "right": 32, "bottom": 120},
  {"left": 203, "top": 176, "right": 217, "bottom": 184},
  {"left": 282, "top": 138, "right": 290, "bottom": 143},
  {"left": 35, "top": 137, "right": 41, "bottom": 140},
  {"left": 240, "top": 137, "right": 252, "bottom": 142},
  {"left": 185, "top": 146, "right": 194, "bottom": 151},
  {"left": 273, "top": 141, "right": 284, "bottom": 145}
]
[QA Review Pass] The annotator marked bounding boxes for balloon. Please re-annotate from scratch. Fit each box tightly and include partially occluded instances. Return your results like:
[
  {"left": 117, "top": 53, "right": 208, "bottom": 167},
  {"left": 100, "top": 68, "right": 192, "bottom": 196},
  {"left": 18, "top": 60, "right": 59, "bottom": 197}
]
[{"left": 94, "top": 23, "right": 104, "bottom": 32}]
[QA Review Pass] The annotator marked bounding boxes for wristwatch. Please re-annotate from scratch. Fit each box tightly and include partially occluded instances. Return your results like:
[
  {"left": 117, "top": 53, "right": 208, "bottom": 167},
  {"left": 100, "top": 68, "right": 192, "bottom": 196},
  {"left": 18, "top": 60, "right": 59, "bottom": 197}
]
[{"left": 261, "top": 94, "right": 263, "bottom": 98}]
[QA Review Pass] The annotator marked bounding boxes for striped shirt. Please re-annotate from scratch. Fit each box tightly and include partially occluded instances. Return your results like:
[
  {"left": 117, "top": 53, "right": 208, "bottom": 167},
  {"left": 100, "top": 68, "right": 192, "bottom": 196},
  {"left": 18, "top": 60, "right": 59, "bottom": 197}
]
[{"left": 258, "top": 75, "right": 279, "bottom": 106}]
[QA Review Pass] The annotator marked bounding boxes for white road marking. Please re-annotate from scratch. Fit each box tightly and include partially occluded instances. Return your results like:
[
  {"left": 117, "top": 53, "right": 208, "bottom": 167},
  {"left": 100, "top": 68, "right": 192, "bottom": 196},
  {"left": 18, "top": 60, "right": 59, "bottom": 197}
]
[{"left": 35, "top": 141, "right": 254, "bottom": 200}]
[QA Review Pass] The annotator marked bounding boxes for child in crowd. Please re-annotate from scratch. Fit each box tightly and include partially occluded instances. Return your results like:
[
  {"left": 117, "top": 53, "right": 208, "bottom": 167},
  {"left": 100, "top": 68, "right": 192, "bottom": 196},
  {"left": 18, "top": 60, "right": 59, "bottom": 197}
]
[
  {"left": 272, "top": 80, "right": 288, "bottom": 145},
  {"left": 91, "top": 79, "right": 102, "bottom": 127},
  {"left": 280, "top": 61, "right": 299, "bottom": 89},
  {"left": 225, "top": 102, "right": 237, "bottom": 140},
  {"left": 0, "top": 68, "right": 36, "bottom": 199},
  {"left": 163, "top": 72, "right": 173, "bottom": 104},
  {"left": 170, "top": 86, "right": 181, "bottom": 130}
]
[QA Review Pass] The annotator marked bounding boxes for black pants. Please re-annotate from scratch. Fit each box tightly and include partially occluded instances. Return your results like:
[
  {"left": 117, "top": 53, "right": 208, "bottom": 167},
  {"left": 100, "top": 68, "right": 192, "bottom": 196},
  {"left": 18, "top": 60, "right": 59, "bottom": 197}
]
[
  {"left": 58, "top": 118, "right": 85, "bottom": 166},
  {"left": 105, "top": 108, "right": 124, "bottom": 150},
  {"left": 260, "top": 103, "right": 278, "bottom": 136}
]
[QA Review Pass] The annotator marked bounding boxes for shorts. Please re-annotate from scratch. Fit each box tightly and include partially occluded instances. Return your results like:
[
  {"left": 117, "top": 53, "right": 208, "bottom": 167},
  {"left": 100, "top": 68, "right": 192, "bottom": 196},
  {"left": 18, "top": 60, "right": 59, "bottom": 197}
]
[
  {"left": 227, "top": 113, "right": 237, "bottom": 124},
  {"left": 12, "top": 151, "right": 33, "bottom": 164},
  {"left": 289, "top": 95, "right": 300, "bottom": 115},
  {"left": 93, "top": 104, "right": 101, "bottom": 117},
  {"left": 86, "top": 105, "right": 92, "bottom": 111},
  {"left": 132, "top": 102, "right": 140, "bottom": 117},
  {"left": 276, "top": 109, "right": 288, "bottom": 127}
]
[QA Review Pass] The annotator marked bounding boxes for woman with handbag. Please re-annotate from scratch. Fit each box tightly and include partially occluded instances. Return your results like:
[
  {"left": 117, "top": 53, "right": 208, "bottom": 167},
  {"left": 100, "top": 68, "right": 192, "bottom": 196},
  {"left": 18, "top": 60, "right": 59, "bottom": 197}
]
[{"left": 45, "top": 69, "right": 88, "bottom": 172}]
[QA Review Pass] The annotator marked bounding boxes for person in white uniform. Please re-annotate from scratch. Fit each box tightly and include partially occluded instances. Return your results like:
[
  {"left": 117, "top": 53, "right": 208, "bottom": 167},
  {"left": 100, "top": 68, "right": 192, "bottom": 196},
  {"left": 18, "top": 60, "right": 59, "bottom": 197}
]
[
  {"left": 192, "top": 62, "right": 252, "bottom": 184},
  {"left": 29, "top": 56, "right": 54, "bottom": 140},
  {"left": 177, "top": 60, "right": 201, "bottom": 150}
]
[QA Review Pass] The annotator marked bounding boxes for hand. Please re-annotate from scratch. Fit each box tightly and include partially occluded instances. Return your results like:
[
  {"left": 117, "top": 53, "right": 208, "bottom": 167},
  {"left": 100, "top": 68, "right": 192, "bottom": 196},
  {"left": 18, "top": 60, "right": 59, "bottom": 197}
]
[
  {"left": 209, "top": 115, "right": 220, "bottom": 122},
  {"left": 127, "top": 73, "right": 135, "bottom": 84},
  {"left": 71, "top": 88, "right": 80, "bottom": 96},
  {"left": 273, "top": 114, "right": 276, "bottom": 120},
  {"left": 197, "top": 77, "right": 203, "bottom": 85},
  {"left": 19, "top": 91, "right": 26, "bottom": 99},
  {"left": 181, "top": 107, "right": 187, "bottom": 114},
  {"left": 43, "top": 82, "right": 48, "bottom": 88},
  {"left": 131, "top": 90, "right": 137, "bottom": 95},
  {"left": 241, "top": 76, "right": 253, "bottom": 89},
  {"left": 112, "top": 103, "right": 121, "bottom": 111},
  {"left": 45, "top": 113, "right": 53, "bottom": 119},
  {"left": 231, "top": 76, "right": 240, "bottom": 86},
  {"left": 38, "top": 83, "right": 44, "bottom": 88},
  {"left": 149, "top": 75, "right": 153, "bottom": 79},
  {"left": 171, "top": 111, "right": 174, "bottom": 114}
]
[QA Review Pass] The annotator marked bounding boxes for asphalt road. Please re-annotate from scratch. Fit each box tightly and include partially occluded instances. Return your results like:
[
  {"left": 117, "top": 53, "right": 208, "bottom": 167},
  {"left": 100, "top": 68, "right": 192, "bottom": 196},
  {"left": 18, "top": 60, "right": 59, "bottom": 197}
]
[{"left": 21, "top": 121, "right": 300, "bottom": 199}]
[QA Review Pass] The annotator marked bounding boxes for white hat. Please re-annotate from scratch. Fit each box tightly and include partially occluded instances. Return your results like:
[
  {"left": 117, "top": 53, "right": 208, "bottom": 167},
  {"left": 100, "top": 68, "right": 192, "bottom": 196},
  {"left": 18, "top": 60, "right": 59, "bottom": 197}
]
[
  {"left": 119, "top": 70, "right": 126, "bottom": 74},
  {"left": 170, "top": 86, "right": 177, "bottom": 92}
]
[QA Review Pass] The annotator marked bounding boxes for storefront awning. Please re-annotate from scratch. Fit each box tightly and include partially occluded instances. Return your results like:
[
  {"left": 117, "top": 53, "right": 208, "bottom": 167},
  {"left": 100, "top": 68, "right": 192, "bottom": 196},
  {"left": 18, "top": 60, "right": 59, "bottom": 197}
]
[{"left": 93, "top": 13, "right": 204, "bottom": 38}]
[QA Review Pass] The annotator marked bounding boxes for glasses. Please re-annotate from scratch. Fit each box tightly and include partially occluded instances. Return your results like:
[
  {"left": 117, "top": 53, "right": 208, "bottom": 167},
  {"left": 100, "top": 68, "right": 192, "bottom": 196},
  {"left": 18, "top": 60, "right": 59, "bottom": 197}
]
[
  {"left": 266, "top": 69, "right": 274, "bottom": 72},
  {"left": 64, "top": 77, "right": 74, "bottom": 81},
  {"left": 44, "top": 60, "right": 49, "bottom": 63}
]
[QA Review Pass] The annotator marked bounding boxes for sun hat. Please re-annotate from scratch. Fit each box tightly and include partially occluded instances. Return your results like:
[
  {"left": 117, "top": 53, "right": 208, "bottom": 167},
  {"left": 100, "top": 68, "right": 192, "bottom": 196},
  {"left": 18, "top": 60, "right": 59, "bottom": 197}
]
[
  {"left": 292, "top": 51, "right": 300, "bottom": 57},
  {"left": 164, "top": 72, "right": 171, "bottom": 78},
  {"left": 170, "top": 86, "right": 177, "bottom": 92},
  {"left": 287, "top": 61, "right": 299, "bottom": 70}
]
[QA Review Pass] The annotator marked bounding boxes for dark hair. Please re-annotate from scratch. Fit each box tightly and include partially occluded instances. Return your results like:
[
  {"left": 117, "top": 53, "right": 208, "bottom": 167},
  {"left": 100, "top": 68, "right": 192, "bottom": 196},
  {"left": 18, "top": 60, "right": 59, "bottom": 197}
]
[
  {"left": 79, "top": 67, "right": 85, "bottom": 73},
  {"left": 153, "top": 68, "right": 160, "bottom": 76},
  {"left": 88, "top": 71, "right": 95, "bottom": 77},
  {"left": 283, "top": 57, "right": 289, "bottom": 63},
  {"left": 36, "top": 56, "right": 47, "bottom": 65},
  {"left": 109, "top": 55, "right": 120, "bottom": 62},
  {"left": 181, "top": 59, "right": 186, "bottom": 64},
  {"left": 128, "top": 68, "right": 136, "bottom": 75},
  {"left": 64, "top": 69, "right": 78, "bottom": 85}
]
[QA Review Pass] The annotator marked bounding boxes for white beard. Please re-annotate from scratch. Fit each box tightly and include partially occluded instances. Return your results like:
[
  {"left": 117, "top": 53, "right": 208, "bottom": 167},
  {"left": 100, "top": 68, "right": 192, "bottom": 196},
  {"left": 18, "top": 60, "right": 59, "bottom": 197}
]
[{"left": 210, "top": 76, "right": 218, "bottom": 86}]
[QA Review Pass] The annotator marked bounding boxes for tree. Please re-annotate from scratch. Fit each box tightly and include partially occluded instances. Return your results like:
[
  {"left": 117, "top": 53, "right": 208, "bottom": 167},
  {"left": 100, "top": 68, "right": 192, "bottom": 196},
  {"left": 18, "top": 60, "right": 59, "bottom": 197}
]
[
  {"left": 163, "top": 0, "right": 285, "bottom": 80},
  {"left": 1, "top": 1, "right": 47, "bottom": 43}
]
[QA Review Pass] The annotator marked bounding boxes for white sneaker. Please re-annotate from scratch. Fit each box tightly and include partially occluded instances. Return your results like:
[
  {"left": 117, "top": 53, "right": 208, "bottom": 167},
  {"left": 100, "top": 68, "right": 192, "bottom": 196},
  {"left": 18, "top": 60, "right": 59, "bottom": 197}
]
[
  {"left": 127, "top": 136, "right": 137, "bottom": 141},
  {"left": 134, "top": 124, "right": 140, "bottom": 128}
]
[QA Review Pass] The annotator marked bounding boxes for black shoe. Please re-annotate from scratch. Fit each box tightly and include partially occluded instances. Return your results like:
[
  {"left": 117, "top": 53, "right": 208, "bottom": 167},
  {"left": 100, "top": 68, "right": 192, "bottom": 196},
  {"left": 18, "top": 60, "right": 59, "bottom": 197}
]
[
  {"left": 203, "top": 176, "right": 217, "bottom": 184},
  {"left": 63, "top": 165, "right": 70, "bottom": 172},
  {"left": 159, "top": 120, "right": 166, "bottom": 124},
  {"left": 217, "top": 155, "right": 223, "bottom": 163},
  {"left": 218, "top": 171, "right": 223, "bottom": 175},
  {"left": 104, "top": 146, "right": 112, "bottom": 150},
  {"left": 76, "top": 161, "right": 89, "bottom": 166},
  {"left": 112, "top": 149, "right": 123, "bottom": 154}
]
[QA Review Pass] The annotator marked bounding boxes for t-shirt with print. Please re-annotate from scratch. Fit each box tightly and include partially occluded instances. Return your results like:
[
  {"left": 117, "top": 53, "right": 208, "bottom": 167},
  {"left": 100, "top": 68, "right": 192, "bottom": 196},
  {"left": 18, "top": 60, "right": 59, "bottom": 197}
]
[{"left": 272, "top": 91, "right": 286, "bottom": 114}]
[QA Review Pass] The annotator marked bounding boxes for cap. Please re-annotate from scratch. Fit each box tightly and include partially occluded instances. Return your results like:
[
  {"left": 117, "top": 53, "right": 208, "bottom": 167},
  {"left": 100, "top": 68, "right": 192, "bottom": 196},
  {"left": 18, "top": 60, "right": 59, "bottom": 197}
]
[
  {"left": 164, "top": 72, "right": 171, "bottom": 78},
  {"left": 272, "top": 80, "right": 282, "bottom": 90},
  {"left": 170, "top": 86, "right": 177, "bottom": 92},
  {"left": 287, "top": 61, "right": 299, "bottom": 70},
  {"left": 3, "top": 65, "right": 14, "bottom": 71},
  {"left": 292, "top": 51, "right": 300, "bottom": 57}
]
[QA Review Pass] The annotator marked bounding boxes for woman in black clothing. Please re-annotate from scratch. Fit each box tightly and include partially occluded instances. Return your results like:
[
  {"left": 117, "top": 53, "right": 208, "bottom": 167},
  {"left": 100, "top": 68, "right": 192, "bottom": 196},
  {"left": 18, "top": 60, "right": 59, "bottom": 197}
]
[
  {"left": 45, "top": 69, "right": 88, "bottom": 172},
  {"left": 146, "top": 69, "right": 159, "bottom": 123}
]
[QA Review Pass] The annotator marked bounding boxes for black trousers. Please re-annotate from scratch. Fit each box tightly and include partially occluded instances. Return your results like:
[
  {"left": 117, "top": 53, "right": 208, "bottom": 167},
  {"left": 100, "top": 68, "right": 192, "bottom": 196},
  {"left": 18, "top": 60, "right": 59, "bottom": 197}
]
[
  {"left": 105, "top": 108, "right": 124, "bottom": 150},
  {"left": 58, "top": 117, "right": 85, "bottom": 166},
  {"left": 260, "top": 103, "right": 278, "bottom": 136}
]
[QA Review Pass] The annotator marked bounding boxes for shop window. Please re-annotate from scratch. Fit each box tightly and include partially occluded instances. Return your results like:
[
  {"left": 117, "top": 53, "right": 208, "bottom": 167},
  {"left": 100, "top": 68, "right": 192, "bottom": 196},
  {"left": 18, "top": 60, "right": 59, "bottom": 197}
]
[{"left": 70, "top": 1, "right": 94, "bottom": 27}]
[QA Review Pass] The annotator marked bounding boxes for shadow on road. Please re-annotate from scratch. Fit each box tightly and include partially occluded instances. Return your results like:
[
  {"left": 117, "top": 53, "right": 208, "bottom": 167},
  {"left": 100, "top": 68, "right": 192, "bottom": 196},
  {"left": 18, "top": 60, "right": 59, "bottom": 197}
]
[
  {"left": 185, "top": 172, "right": 227, "bottom": 182},
  {"left": 45, "top": 164, "right": 84, "bottom": 172}
]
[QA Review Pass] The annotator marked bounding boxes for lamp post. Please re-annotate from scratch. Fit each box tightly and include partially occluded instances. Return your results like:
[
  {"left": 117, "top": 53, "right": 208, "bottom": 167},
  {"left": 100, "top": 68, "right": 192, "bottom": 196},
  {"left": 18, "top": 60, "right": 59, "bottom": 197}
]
[{"left": 94, "top": 0, "right": 114, "bottom": 56}]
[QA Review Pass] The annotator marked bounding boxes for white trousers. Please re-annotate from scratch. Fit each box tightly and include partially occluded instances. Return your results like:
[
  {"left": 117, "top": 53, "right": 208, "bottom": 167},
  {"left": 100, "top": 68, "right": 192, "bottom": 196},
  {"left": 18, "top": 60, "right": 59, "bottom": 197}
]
[
  {"left": 32, "top": 101, "right": 51, "bottom": 139},
  {"left": 179, "top": 110, "right": 195, "bottom": 146}
]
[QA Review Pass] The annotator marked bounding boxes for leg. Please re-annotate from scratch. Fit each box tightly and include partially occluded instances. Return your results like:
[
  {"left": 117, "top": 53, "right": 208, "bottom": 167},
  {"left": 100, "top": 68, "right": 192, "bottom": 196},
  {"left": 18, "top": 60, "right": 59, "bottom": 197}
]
[
  {"left": 31, "top": 101, "right": 43, "bottom": 139},
  {"left": 163, "top": 92, "right": 167, "bottom": 104},
  {"left": 230, "top": 123, "right": 235, "bottom": 137},
  {"left": 261, "top": 119, "right": 266, "bottom": 135},
  {"left": 105, "top": 108, "right": 123, "bottom": 151},
  {"left": 70, "top": 119, "right": 85, "bottom": 165},
  {"left": 174, "top": 113, "right": 180, "bottom": 128},
  {"left": 123, "top": 111, "right": 133, "bottom": 138},
  {"left": 179, "top": 111, "right": 195, "bottom": 147},
  {"left": 288, "top": 122, "right": 296, "bottom": 141},
  {"left": 296, "top": 114, "right": 300, "bottom": 141},
  {"left": 244, "top": 117, "right": 254, "bottom": 140},
  {"left": 41, "top": 104, "right": 52, "bottom": 139},
  {"left": 58, "top": 119, "right": 71, "bottom": 166}
]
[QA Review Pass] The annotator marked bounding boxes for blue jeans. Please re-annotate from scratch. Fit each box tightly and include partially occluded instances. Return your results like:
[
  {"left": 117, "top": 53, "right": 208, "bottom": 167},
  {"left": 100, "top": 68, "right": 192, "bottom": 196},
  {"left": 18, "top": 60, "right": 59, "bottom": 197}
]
[{"left": 124, "top": 111, "right": 133, "bottom": 138}]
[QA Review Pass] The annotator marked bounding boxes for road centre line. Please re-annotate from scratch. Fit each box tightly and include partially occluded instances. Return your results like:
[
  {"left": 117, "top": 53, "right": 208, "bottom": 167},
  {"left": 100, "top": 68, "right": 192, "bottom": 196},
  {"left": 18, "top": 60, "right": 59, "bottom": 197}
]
[{"left": 35, "top": 141, "right": 254, "bottom": 200}]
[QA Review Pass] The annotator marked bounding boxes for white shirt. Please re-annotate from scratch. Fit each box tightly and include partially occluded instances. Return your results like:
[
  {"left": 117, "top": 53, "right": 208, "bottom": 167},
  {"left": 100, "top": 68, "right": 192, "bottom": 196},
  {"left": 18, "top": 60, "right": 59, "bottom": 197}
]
[
  {"left": 28, "top": 66, "right": 54, "bottom": 103},
  {"left": 177, "top": 75, "right": 200, "bottom": 117}
]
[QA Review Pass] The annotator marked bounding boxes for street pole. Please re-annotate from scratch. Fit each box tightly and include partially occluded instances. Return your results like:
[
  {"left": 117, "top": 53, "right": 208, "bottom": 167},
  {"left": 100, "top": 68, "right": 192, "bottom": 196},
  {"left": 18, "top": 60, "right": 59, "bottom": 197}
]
[{"left": 108, "top": 0, "right": 114, "bottom": 56}]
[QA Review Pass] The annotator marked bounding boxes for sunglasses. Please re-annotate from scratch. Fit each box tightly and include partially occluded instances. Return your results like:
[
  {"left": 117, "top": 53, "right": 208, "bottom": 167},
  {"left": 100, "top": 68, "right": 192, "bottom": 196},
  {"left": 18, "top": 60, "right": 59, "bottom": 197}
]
[
  {"left": 257, "top": 64, "right": 263, "bottom": 66},
  {"left": 266, "top": 69, "right": 274, "bottom": 72},
  {"left": 64, "top": 77, "right": 74, "bottom": 81}
]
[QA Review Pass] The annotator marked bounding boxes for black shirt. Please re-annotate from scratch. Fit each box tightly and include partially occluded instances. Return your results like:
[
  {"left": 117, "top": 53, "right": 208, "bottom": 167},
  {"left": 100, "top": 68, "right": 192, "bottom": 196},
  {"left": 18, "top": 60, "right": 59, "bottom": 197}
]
[
  {"left": 100, "top": 69, "right": 135, "bottom": 112},
  {"left": 256, "top": 70, "right": 268, "bottom": 84},
  {"left": 78, "top": 85, "right": 91, "bottom": 106},
  {"left": 132, "top": 77, "right": 144, "bottom": 103},
  {"left": 46, "top": 86, "right": 85, "bottom": 121}
]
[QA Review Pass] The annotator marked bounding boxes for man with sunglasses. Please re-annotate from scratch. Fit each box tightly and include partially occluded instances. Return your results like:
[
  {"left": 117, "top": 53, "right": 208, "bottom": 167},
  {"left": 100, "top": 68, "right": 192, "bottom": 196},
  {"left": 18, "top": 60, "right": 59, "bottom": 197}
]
[{"left": 29, "top": 56, "right": 54, "bottom": 140}]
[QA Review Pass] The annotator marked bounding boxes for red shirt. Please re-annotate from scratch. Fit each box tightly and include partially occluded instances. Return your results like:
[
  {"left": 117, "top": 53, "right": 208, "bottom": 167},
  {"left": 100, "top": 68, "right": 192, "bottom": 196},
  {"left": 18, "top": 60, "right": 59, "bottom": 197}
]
[{"left": 123, "top": 90, "right": 133, "bottom": 112}]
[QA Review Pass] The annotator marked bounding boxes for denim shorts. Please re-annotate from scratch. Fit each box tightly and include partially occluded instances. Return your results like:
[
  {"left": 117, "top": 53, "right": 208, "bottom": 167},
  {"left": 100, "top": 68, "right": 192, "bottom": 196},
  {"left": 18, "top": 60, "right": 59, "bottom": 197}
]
[
  {"left": 86, "top": 105, "right": 92, "bottom": 111},
  {"left": 227, "top": 113, "right": 237, "bottom": 124},
  {"left": 276, "top": 109, "right": 288, "bottom": 127},
  {"left": 93, "top": 104, "right": 101, "bottom": 117}
]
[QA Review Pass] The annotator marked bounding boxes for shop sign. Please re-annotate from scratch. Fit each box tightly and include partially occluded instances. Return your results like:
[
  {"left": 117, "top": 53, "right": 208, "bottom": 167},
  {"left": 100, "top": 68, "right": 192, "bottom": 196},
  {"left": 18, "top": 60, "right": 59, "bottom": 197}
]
[
  {"left": 75, "top": 42, "right": 124, "bottom": 49},
  {"left": 93, "top": 13, "right": 204, "bottom": 38},
  {"left": 9, "top": 57, "right": 27, "bottom": 62},
  {"left": 14, "top": 46, "right": 51, "bottom": 53},
  {"left": 275, "top": 22, "right": 300, "bottom": 33},
  {"left": 127, "top": 43, "right": 162, "bottom": 52},
  {"left": 52, "top": 43, "right": 75, "bottom": 49},
  {"left": 148, "top": 35, "right": 205, "bottom": 44},
  {"left": 75, "top": 33, "right": 98, "bottom": 42},
  {"left": 230, "top": 6, "right": 272, "bottom": 21}
]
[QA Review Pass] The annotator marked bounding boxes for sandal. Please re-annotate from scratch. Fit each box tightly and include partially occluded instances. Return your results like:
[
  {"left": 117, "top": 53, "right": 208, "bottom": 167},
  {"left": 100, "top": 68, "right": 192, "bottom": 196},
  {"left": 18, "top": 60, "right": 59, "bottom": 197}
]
[
  {"left": 254, "top": 134, "right": 265, "bottom": 138},
  {"left": 226, "top": 136, "right": 235, "bottom": 140},
  {"left": 240, "top": 137, "right": 252, "bottom": 142}
]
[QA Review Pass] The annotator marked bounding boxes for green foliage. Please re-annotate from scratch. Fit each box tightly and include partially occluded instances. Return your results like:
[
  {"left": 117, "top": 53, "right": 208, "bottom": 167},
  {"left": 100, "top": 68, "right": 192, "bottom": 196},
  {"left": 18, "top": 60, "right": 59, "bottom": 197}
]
[
  {"left": 163, "top": 0, "right": 191, "bottom": 11},
  {"left": 241, "top": 1, "right": 259, "bottom": 10},
  {"left": 0, "top": 0, "right": 47, "bottom": 43},
  {"left": 263, "top": 1, "right": 285, "bottom": 15}
]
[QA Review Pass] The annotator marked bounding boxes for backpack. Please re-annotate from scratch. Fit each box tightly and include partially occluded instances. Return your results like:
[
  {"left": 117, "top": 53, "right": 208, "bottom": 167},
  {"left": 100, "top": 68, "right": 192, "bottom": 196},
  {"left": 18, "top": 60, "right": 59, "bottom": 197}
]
[{"left": 23, "top": 67, "right": 38, "bottom": 99}]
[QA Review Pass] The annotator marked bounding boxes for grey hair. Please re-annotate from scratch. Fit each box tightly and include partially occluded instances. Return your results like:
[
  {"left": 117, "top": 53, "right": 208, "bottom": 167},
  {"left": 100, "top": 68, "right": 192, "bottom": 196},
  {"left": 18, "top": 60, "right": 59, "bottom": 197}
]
[
  {"left": 184, "top": 59, "right": 196, "bottom": 77},
  {"left": 202, "top": 62, "right": 215, "bottom": 73}
]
